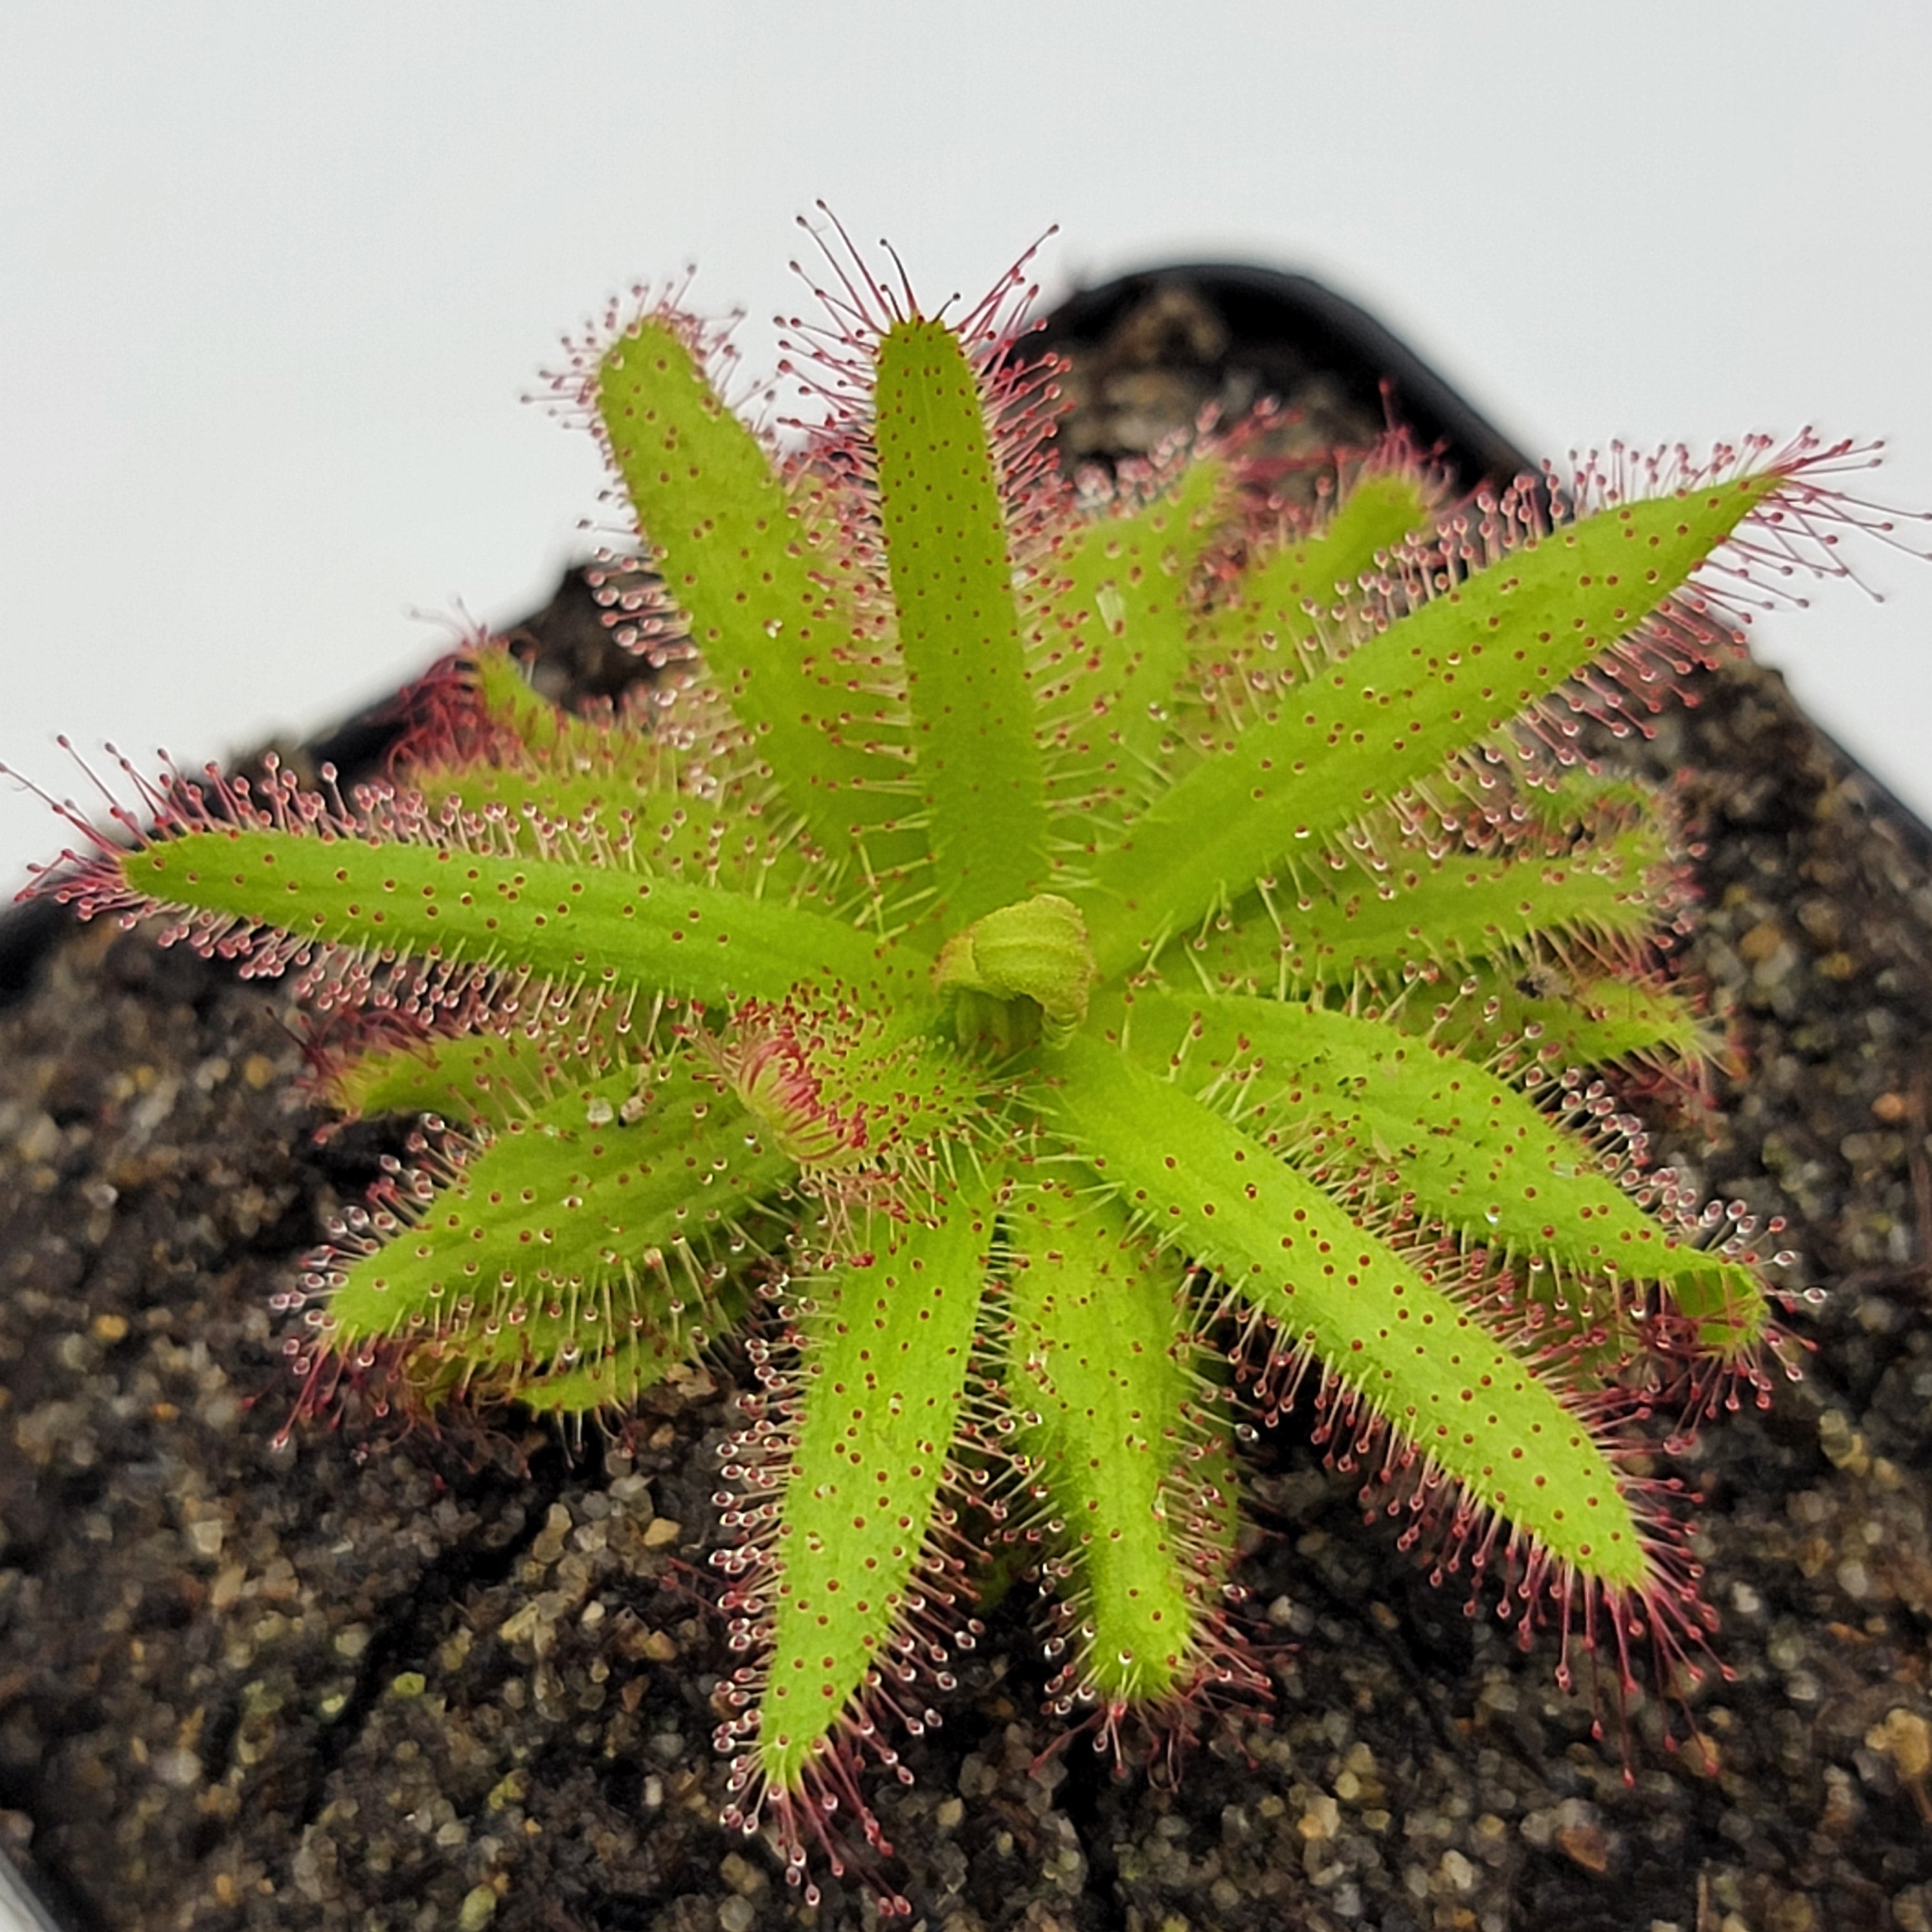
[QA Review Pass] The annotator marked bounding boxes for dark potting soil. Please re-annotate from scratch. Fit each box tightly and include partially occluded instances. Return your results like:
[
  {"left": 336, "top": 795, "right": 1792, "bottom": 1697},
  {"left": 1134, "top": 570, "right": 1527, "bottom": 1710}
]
[{"left": 1, "top": 271, "right": 1929, "bottom": 1932}]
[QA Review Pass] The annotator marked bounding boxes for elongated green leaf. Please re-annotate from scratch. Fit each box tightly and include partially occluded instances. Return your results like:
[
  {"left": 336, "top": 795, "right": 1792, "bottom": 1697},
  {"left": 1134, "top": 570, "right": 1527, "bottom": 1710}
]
[
  {"left": 511, "top": 1295, "right": 751, "bottom": 1414},
  {"left": 1399, "top": 960, "right": 1708, "bottom": 1072},
  {"left": 874, "top": 318, "right": 1047, "bottom": 922},
  {"left": 328, "top": 1062, "right": 789, "bottom": 1406},
  {"left": 125, "top": 828, "right": 909, "bottom": 1006},
  {"left": 455, "top": 646, "right": 669, "bottom": 783},
  {"left": 1166, "top": 819, "right": 1669, "bottom": 994},
  {"left": 1121, "top": 988, "right": 1765, "bottom": 1354},
  {"left": 1003, "top": 1187, "right": 1234, "bottom": 1709},
  {"left": 1045, "top": 1036, "right": 1652, "bottom": 1592},
  {"left": 1189, "top": 468, "right": 1436, "bottom": 662},
  {"left": 407, "top": 650, "right": 808, "bottom": 896},
  {"left": 754, "top": 1173, "right": 998, "bottom": 1793},
  {"left": 331, "top": 1017, "right": 628, "bottom": 1128},
  {"left": 1033, "top": 457, "right": 1225, "bottom": 808},
  {"left": 597, "top": 320, "right": 924, "bottom": 876},
  {"left": 1084, "top": 473, "right": 1785, "bottom": 973},
  {"left": 422, "top": 757, "right": 808, "bottom": 904}
]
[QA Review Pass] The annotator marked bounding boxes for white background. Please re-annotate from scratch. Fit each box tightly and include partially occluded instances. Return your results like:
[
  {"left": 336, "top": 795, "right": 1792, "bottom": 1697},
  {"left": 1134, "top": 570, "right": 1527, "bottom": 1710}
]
[{"left": 3, "top": 3, "right": 1929, "bottom": 896}]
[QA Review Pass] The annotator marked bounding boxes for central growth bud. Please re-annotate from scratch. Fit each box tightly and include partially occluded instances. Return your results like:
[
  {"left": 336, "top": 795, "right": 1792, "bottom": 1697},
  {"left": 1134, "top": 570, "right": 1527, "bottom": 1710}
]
[{"left": 934, "top": 892, "right": 1100, "bottom": 1056}]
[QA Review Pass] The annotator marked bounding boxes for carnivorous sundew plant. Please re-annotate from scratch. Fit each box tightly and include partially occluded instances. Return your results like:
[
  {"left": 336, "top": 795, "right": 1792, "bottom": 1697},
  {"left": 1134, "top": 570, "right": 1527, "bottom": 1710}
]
[{"left": 22, "top": 227, "right": 1912, "bottom": 1909}]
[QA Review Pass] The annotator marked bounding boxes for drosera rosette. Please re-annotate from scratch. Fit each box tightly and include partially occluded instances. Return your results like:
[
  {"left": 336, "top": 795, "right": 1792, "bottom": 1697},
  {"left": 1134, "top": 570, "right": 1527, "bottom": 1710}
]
[{"left": 14, "top": 217, "right": 1923, "bottom": 1910}]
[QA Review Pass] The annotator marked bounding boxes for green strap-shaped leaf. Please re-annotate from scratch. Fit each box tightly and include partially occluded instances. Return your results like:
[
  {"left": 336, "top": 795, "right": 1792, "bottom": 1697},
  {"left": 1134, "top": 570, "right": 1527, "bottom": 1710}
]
[
  {"left": 422, "top": 758, "right": 808, "bottom": 904},
  {"left": 1123, "top": 989, "right": 1765, "bottom": 1355},
  {"left": 328, "top": 1063, "right": 790, "bottom": 1404},
  {"left": 458, "top": 647, "right": 665, "bottom": 781},
  {"left": 331, "top": 1019, "right": 629, "bottom": 1129},
  {"left": 754, "top": 1172, "right": 997, "bottom": 1793},
  {"left": 1167, "top": 819, "right": 1669, "bottom": 994},
  {"left": 1189, "top": 468, "right": 1435, "bottom": 662},
  {"left": 126, "top": 828, "right": 908, "bottom": 1006},
  {"left": 1399, "top": 961, "right": 1708, "bottom": 1073},
  {"left": 408, "top": 652, "right": 807, "bottom": 896},
  {"left": 1045, "top": 1036, "right": 1653, "bottom": 1594},
  {"left": 1003, "top": 1186, "right": 1235, "bottom": 1710},
  {"left": 1164, "top": 470, "right": 1443, "bottom": 789},
  {"left": 1083, "top": 473, "right": 1785, "bottom": 974},
  {"left": 1032, "top": 457, "right": 1225, "bottom": 803},
  {"left": 874, "top": 318, "right": 1048, "bottom": 923},
  {"left": 596, "top": 320, "right": 923, "bottom": 876},
  {"left": 511, "top": 1290, "right": 752, "bottom": 1415}
]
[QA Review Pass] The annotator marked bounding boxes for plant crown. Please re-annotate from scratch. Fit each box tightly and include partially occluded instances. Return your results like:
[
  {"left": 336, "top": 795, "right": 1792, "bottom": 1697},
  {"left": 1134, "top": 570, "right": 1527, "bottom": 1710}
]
[{"left": 36, "top": 233, "right": 1890, "bottom": 1910}]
